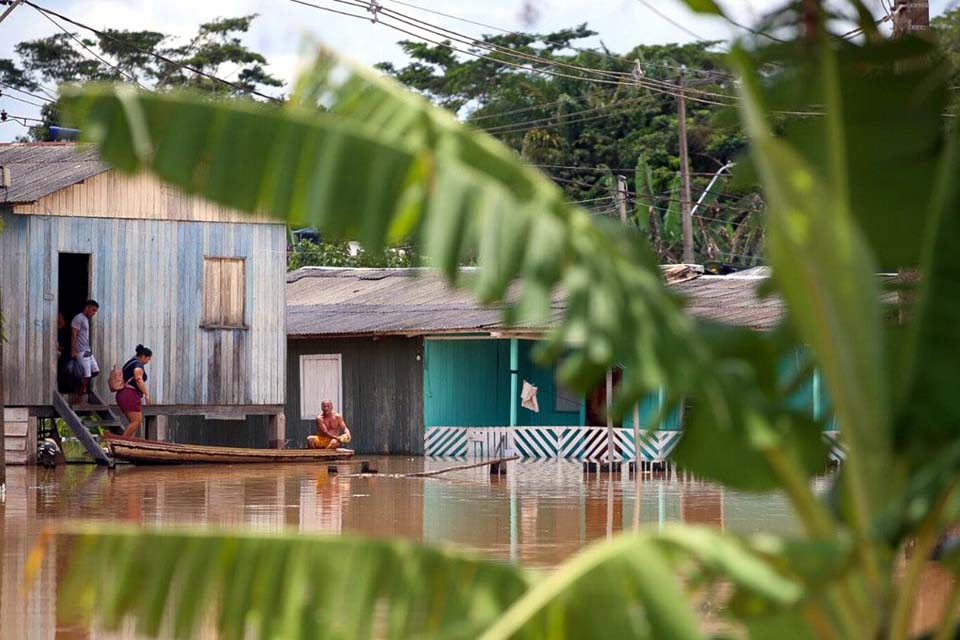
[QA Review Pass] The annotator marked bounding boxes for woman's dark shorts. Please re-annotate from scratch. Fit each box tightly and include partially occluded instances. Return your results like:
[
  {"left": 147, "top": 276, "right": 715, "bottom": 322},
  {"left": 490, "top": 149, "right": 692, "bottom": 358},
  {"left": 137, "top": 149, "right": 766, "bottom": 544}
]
[{"left": 116, "top": 387, "right": 142, "bottom": 413}]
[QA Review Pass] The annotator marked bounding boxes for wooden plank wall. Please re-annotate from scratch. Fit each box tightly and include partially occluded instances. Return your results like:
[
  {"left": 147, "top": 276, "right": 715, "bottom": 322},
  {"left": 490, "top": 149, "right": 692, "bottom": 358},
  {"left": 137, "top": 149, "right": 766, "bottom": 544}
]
[
  {"left": 166, "top": 415, "right": 269, "bottom": 448},
  {"left": 0, "top": 211, "right": 286, "bottom": 407},
  {"left": 286, "top": 337, "right": 424, "bottom": 455},
  {"left": 12, "top": 170, "right": 276, "bottom": 224}
]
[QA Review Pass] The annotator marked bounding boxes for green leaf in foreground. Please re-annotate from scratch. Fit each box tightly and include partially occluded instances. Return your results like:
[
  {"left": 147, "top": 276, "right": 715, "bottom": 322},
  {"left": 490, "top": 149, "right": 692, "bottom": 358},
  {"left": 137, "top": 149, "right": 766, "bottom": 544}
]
[
  {"left": 730, "top": 44, "right": 892, "bottom": 549},
  {"left": 54, "top": 524, "right": 830, "bottom": 640},
  {"left": 58, "top": 526, "right": 533, "bottom": 640}
]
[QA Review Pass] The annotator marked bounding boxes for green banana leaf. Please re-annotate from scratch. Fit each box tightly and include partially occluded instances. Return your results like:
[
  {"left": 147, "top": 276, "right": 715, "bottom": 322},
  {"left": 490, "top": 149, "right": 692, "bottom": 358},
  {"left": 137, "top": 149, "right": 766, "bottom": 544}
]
[{"left": 53, "top": 525, "right": 843, "bottom": 640}]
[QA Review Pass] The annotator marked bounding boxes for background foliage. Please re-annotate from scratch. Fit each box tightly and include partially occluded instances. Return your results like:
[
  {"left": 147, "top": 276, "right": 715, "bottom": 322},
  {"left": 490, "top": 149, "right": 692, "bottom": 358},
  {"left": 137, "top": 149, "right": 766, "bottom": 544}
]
[{"left": 24, "top": 1, "right": 960, "bottom": 637}]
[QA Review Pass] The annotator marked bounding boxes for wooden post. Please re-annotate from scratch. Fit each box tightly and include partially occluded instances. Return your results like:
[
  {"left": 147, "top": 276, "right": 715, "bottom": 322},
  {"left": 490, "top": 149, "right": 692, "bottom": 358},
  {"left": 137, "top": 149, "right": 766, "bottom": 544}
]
[
  {"left": 812, "top": 369, "right": 822, "bottom": 422},
  {"left": 677, "top": 72, "right": 694, "bottom": 265},
  {"left": 268, "top": 412, "right": 286, "bottom": 449},
  {"left": 509, "top": 338, "right": 518, "bottom": 428},
  {"left": 605, "top": 369, "right": 614, "bottom": 463},
  {"left": 633, "top": 402, "right": 641, "bottom": 465},
  {"left": 509, "top": 466, "right": 518, "bottom": 562},
  {"left": 144, "top": 415, "right": 157, "bottom": 440},
  {"left": 0, "top": 0, "right": 24, "bottom": 27},
  {"left": 1, "top": 279, "right": 5, "bottom": 490},
  {"left": 606, "top": 473, "right": 614, "bottom": 539},
  {"left": 155, "top": 415, "right": 169, "bottom": 442},
  {"left": 893, "top": 0, "right": 928, "bottom": 37},
  {"left": 616, "top": 175, "right": 630, "bottom": 225}
]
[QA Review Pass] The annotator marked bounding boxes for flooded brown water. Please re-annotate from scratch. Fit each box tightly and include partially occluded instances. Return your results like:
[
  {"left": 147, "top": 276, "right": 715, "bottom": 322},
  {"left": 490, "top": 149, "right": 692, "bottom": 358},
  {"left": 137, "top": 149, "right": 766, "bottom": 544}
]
[{"left": 0, "top": 458, "right": 950, "bottom": 638}]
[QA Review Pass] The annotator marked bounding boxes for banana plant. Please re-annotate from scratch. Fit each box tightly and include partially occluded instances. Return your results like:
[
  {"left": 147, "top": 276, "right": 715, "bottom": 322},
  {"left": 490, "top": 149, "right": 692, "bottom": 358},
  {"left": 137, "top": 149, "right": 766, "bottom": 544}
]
[{"left": 46, "top": 1, "right": 960, "bottom": 638}]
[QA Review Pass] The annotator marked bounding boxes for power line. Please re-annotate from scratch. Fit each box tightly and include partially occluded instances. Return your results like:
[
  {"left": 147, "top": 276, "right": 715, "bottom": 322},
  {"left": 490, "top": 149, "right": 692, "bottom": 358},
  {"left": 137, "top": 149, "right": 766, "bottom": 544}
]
[
  {"left": 287, "top": 0, "right": 741, "bottom": 109},
  {"left": 383, "top": 0, "right": 731, "bottom": 79},
  {"left": 29, "top": 4, "right": 149, "bottom": 90},
  {"left": 635, "top": 0, "right": 712, "bottom": 43},
  {"left": 482, "top": 96, "right": 650, "bottom": 134},
  {"left": 296, "top": 0, "right": 633, "bottom": 84},
  {"left": 0, "top": 81, "right": 55, "bottom": 104},
  {"left": 372, "top": 3, "right": 633, "bottom": 83},
  {"left": 346, "top": 0, "right": 827, "bottom": 116},
  {"left": 0, "top": 91, "right": 46, "bottom": 108},
  {"left": 370, "top": 0, "right": 743, "bottom": 104},
  {"left": 24, "top": 1, "right": 282, "bottom": 102},
  {"left": 726, "top": 17, "right": 786, "bottom": 44}
]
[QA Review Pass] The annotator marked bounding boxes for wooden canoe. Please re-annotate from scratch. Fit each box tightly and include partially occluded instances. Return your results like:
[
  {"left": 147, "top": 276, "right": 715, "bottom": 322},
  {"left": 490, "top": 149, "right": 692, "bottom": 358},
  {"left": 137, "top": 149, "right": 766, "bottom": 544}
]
[{"left": 104, "top": 435, "right": 354, "bottom": 465}]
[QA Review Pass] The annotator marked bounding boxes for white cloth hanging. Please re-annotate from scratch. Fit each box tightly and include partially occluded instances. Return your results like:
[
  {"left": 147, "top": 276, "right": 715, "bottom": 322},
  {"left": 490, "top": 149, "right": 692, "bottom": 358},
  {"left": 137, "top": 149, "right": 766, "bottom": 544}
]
[{"left": 520, "top": 380, "right": 539, "bottom": 413}]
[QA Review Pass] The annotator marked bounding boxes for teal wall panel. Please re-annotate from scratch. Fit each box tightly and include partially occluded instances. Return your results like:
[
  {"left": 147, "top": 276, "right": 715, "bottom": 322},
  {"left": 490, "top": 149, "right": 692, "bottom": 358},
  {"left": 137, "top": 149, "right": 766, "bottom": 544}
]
[
  {"left": 424, "top": 339, "right": 510, "bottom": 427},
  {"left": 423, "top": 338, "right": 672, "bottom": 429},
  {"left": 622, "top": 389, "right": 682, "bottom": 431},
  {"left": 516, "top": 341, "right": 580, "bottom": 426},
  {"left": 781, "top": 351, "right": 835, "bottom": 430}
]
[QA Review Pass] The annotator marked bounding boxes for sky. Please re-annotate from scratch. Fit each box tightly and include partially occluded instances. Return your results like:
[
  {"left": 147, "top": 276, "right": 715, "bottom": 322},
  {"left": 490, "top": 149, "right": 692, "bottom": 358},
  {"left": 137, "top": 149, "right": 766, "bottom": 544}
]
[{"left": 0, "top": 0, "right": 954, "bottom": 141}]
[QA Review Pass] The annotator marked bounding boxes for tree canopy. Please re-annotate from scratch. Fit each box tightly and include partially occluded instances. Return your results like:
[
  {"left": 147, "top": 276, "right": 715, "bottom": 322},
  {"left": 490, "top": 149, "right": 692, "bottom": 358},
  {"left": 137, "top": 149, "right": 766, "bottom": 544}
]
[
  {"left": 377, "top": 25, "right": 761, "bottom": 265},
  {"left": 1, "top": 14, "right": 282, "bottom": 140}
]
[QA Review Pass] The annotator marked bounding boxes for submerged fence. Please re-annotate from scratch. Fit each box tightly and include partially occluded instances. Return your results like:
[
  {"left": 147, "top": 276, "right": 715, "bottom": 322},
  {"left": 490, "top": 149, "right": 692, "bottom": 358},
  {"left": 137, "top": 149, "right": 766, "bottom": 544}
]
[{"left": 425, "top": 426, "right": 846, "bottom": 464}]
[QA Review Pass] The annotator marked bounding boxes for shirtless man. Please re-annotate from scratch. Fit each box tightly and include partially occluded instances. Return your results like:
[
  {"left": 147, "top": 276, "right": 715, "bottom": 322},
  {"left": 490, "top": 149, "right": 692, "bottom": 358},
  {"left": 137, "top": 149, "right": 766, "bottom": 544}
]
[{"left": 307, "top": 400, "right": 352, "bottom": 449}]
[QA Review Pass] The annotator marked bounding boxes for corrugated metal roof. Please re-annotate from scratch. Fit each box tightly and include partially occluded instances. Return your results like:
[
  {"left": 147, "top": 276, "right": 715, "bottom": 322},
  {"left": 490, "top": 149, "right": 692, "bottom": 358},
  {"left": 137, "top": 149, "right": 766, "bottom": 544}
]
[
  {"left": 286, "top": 267, "right": 784, "bottom": 337},
  {"left": 672, "top": 275, "right": 782, "bottom": 331},
  {"left": 0, "top": 143, "right": 109, "bottom": 204}
]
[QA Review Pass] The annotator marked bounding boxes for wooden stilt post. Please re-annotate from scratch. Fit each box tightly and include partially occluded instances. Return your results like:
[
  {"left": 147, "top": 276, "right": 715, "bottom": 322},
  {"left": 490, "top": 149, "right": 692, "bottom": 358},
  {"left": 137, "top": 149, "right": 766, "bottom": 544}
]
[
  {"left": 605, "top": 369, "right": 614, "bottom": 464},
  {"left": 509, "top": 338, "right": 518, "bottom": 430},
  {"left": 632, "top": 401, "right": 641, "bottom": 471},
  {"left": 0, "top": 255, "right": 6, "bottom": 490},
  {"left": 268, "top": 412, "right": 286, "bottom": 449}
]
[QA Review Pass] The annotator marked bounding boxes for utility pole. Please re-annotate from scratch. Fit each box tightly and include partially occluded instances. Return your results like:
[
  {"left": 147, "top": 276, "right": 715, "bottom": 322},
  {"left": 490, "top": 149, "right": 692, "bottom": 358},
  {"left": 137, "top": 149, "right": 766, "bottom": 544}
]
[
  {"left": 1, "top": 283, "right": 5, "bottom": 495},
  {"left": 613, "top": 174, "right": 636, "bottom": 470},
  {"left": 892, "top": 0, "right": 929, "bottom": 37},
  {"left": 0, "top": 0, "right": 24, "bottom": 26},
  {"left": 616, "top": 174, "right": 629, "bottom": 225},
  {"left": 677, "top": 71, "right": 695, "bottom": 265}
]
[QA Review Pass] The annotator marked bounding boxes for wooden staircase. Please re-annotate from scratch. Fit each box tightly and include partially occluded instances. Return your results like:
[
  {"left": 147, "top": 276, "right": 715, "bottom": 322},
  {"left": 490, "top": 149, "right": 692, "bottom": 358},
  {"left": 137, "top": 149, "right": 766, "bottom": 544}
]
[{"left": 52, "top": 390, "right": 119, "bottom": 467}]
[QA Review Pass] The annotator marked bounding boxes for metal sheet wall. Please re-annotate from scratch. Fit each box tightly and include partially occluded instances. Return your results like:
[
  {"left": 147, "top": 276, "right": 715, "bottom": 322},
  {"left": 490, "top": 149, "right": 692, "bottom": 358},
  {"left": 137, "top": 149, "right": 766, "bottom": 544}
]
[
  {"left": 286, "top": 337, "right": 424, "bottom": 455},
  {"left": 0, "top": 211, "right": 286, "bottom": 407}
]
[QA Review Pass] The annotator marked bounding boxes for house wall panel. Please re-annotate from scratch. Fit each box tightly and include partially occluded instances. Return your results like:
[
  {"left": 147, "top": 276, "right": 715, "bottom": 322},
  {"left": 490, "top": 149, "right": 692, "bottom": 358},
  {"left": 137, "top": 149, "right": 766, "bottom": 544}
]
[
  {"left": 285, "top": 337, "right": 424, "bottom": 455},
  {"left": 0, "top": 211, "right": 286, "bottom": 408},
  {"left": 12, "top": 170, "right": 276, "bottom": 224}
]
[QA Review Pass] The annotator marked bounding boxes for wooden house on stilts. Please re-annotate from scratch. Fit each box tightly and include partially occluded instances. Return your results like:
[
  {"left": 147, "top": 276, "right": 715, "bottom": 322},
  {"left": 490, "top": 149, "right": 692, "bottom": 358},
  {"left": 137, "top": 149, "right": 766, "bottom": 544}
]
[
  {"left": 284, "top": 265, "right": 842, "bottom": 462},
  {"left": 0, "top": 143, "right": 287, "bottom": 464}
]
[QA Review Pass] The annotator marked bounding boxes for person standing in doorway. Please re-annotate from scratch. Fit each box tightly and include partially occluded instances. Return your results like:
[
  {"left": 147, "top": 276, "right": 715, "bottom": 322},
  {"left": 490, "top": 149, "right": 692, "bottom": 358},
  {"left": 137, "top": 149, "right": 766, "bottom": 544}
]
[
  {"left": 70, "top": 300, "right": 100, "bottom": 405},
  {"left": 307, "top": 400, "right": 352, "bottom": 449},
  {"left": 116, "top": 345, "right": 152, "bottom": 437}
]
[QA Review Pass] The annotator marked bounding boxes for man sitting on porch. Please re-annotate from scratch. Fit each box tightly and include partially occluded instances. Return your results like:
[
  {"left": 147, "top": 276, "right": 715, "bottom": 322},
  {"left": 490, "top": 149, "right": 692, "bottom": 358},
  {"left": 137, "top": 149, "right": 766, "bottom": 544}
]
[{"left": 308, "top": 400, "right": 352, "bottom": 450}]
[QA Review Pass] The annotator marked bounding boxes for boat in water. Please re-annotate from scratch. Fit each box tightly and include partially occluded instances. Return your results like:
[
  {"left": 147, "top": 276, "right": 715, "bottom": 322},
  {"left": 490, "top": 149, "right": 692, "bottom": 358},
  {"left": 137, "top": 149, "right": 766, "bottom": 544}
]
[{"left": 104, "top": 435, "right": 354, "bottom": 465}]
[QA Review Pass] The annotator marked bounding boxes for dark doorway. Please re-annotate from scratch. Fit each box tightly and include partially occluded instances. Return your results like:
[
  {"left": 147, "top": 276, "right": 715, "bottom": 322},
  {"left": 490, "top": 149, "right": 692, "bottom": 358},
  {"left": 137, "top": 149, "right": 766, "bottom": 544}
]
[
  {"left": 57, "top": 253, "right": 90, "bottom": 390},
  {"left": 58, "top": 253, "right": 90, "bottom": 325},
  {"left": 586, "top": 367, "right": 623, "bottom": 427}
]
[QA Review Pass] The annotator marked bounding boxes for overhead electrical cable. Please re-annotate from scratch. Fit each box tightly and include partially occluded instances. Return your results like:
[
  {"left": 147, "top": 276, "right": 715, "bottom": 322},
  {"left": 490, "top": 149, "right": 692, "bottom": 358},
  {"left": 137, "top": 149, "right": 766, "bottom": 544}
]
[
  {"left": 0, "top": 81, "right": 55, "bottom": 103},
  {"left": 286, "top": 0, "right": 742, "bottom": 109},
  {"left": 30, "top": 4, "right": 150, "bottom": 90},
  {"left": 482, "top": 95, "right": 651, "bottom": 133},
  {"left": 1, "top": 92, "right": 46, "bottom": 108},
  {"left": 25, "top": 1, "right": 282, "bottom": 102},
  {"left": 635, "top": 0, "right": 713, "bottom": 43},
  {"left": 366, "top": 0, "right": 743, "bottom": 104},
  {"left": 384, "top": 0, "right": 731, "bottom": 79}
]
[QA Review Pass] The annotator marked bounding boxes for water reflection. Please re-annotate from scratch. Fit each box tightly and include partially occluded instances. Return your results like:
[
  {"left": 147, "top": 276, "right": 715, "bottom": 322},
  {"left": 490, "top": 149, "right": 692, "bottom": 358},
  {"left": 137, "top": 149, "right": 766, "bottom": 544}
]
[{"left": 0, "top": 459, "right": 947, "bottom": 637}]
